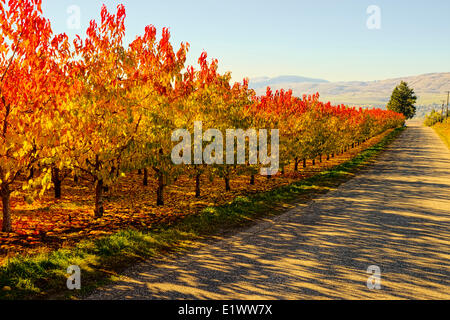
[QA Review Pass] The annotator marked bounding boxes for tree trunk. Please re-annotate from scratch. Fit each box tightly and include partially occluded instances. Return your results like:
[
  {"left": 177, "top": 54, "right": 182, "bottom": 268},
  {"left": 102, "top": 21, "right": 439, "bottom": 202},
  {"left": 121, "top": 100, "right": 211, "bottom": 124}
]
[
  {"left": 312, "top": 159, "right": 315, "bottom": 166},
  {"left": 303, "top": 159, "right": 307, "bottom": 168},
  {"left": 326, "top": 154, "right": 330, "bottom": 161},
  {"left": 225, "top": 176, "right": 231, "bottom": 191},
  {"left": 195, "top": 173, "right": 201, "bottom": 198},
  {"left": 250, "top": 174, "right": 255, "bottom": 185},
  {"left": 294, "top": 158, "right": 299, "bottom": 171},
  {"left": 319, "top": 155, "right": 322, "bottom": 163},
  {"left": 51, "top": 167, "right": 62, "bottom": 199},
  {"left": 156, "top": 173, "right": 164, "bottom": 206},
  {"left": 1, "top": 184, "right": 12, "bottom": 233},
  {"left": 281, "top": 166, "right": 285, "bottom": 175},
  {"left": 94, "top": 179, "right": 104, "bottom": 218},
  {"left": 74, "top": 175, "right": 79, "bottom": 183},
  {"left": 143, "top": 168, "right": 148, "bottom": 186},
  {"left": 138, "top": 169, "right": 142, "bottom": 175}
]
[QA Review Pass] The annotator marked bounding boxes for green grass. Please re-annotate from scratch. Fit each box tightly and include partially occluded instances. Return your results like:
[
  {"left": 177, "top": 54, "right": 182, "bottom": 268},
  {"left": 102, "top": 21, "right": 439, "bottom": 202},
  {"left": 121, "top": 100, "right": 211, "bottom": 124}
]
[{"left": 0, "top": 126, "right": 405, "bottom": 300}]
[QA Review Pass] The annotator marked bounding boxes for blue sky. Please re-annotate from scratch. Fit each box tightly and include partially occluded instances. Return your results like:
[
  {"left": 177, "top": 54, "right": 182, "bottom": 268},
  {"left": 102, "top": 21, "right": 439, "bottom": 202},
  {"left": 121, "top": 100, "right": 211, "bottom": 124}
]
[{"left": 42, "top": 0, "right": 450, "bottom": 82}]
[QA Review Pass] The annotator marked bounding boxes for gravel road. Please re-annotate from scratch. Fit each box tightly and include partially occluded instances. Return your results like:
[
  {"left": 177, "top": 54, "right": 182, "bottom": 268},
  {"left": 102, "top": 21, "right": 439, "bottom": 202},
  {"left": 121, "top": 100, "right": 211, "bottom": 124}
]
[{"left": 87, "top": 122, "right": 450, "bottom": 300}]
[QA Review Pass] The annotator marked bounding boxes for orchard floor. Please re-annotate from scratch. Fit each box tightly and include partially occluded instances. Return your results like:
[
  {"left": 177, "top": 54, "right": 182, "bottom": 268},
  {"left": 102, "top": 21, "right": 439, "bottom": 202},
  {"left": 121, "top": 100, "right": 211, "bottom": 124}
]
[
  {"left": 88, "top": 121, "right": 450, "bottom": 300},
  {"left": 0, "top": 131, "right": 387, "bottom": 264}
]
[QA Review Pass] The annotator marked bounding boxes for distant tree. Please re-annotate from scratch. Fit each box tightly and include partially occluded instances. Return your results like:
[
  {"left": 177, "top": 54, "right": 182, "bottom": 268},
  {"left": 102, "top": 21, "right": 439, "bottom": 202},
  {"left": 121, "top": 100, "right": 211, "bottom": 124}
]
[
  {"left": 387, "top": 81, "right": 417, "bottom": 119},
  {"left": 424, "top": 109, "right": 444, "bottom": 127}
]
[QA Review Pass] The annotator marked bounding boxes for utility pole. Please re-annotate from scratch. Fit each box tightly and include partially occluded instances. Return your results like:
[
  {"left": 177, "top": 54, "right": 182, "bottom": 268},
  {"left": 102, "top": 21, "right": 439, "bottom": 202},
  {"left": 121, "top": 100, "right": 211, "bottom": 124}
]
[{"left": 442, "top": 100, "right": 446, "bottom": 122}]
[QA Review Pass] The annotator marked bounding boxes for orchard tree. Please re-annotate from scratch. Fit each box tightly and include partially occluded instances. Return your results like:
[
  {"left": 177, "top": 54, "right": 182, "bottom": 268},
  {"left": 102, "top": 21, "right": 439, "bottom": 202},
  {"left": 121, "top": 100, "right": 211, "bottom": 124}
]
[
  {"left": 387, "top": 81, "right": 417, "bottom": 119},
  {"left": 66, "top": 4, "right": 143, "bottom": 217},
  {"left": 191, "top": 54, "right": 253, "bottom": 192},
  {"left": 129, "top": 25, "right": 189, "bottom": 206},
  {"left": 176, "top": 53, "right": 221, "bottom": 197},
  {"left": 0, "top": 0, "right": 72, "bottom": 232}
]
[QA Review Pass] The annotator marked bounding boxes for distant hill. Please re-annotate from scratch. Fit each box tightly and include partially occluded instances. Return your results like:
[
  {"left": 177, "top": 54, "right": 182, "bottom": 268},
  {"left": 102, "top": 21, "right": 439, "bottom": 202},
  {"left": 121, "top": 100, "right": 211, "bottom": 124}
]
[
  {"left": 249, "top": 75, "right": 329, "bottom": 89},
  {"left": 250, "top": 72, "right": 450, "bottom": 118}
]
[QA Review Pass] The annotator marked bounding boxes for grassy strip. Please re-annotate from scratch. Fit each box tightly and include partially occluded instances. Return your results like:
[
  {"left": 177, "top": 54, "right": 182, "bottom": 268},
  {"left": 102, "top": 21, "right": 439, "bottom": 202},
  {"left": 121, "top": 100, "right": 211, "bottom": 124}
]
[
  {"left": 0, "top": 127, "right": 405, "bottom": 300},
  {"left": 432, "top": 121, "right": 450, "bottom": 150}
]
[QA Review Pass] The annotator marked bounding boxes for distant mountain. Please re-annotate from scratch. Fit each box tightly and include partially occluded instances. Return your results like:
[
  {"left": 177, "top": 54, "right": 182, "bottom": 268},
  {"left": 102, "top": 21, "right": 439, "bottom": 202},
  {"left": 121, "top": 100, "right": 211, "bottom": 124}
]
[
  {"left": 250, "top": 72, "right": 450, "bottom": 117},
  {"left": 249, "top": 75, "right": 329, "bottom": 89}
]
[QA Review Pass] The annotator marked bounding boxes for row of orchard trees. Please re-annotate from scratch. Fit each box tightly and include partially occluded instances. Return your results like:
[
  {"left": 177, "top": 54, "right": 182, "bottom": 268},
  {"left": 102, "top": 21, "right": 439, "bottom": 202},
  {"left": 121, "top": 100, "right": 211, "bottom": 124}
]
[
  {"left": 248, "top": 89, "right": 404, "bottom": 173},
  {"left": 0, "top": 1, "right": 405, "bottom": 232}
]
